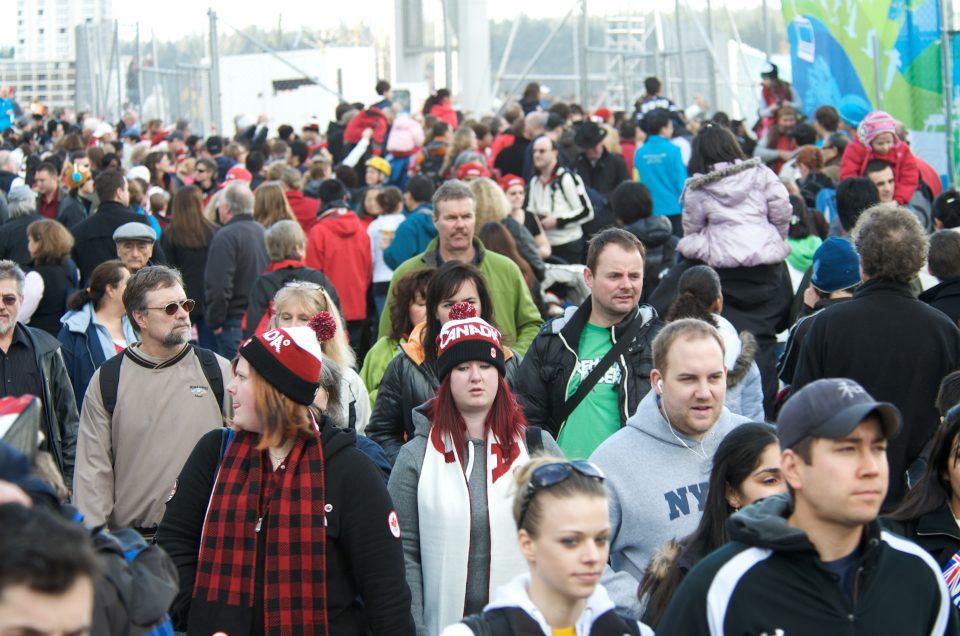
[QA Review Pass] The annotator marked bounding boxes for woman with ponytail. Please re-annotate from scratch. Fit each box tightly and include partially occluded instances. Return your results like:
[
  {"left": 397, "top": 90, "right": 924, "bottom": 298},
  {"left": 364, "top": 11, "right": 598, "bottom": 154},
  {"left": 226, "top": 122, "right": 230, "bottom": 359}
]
[
  {"left": 157, "top": 312, "right": 414, "bottom": 635},
  {"left": 665, "top": 265, "right": 765, "bottom": 421},
  {"left": 388, "top": 302, "right": 561, "bottom": 635},
  {"left": 57, "top": 259, "right": 135, "bottom": 403}
]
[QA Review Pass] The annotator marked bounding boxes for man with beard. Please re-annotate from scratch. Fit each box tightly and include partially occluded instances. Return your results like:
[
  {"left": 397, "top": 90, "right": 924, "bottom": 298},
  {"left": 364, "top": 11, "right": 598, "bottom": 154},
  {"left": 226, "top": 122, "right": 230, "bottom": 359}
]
[
  {"left": 0, "top": 260, "right": 78, "bottom": 483},
  {"left": 73, "top": 266, "right": 232, "bottom": 537}
]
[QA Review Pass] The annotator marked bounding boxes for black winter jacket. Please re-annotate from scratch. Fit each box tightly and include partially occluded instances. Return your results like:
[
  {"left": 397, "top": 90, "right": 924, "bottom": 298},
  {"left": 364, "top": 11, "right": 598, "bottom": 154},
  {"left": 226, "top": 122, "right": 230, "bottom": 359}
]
[
  {"left": 622, "top": 215, "right": 676, "bottom": 301},
  {"left": 657, "top": 494, "right": 959, "bottom": 635},
  {"left": 156, "top": 418, "right": 415, "bottom": 635},
  {"left": 515, "top": 300, "right": 661, "bottom": 439},
  {"left": 366, "top": 326, "right": 523, "bottom": 464},
  {"left": 793, "top": 279, "right": 960, "bottom": 506},
  {"left": 0, "top": 212, "right": 42, "bottom": 266},
  {"left": 203, "top": 215, "right": 269, "bottom": 329},
  {"left": 886, "top": 503, "right": 960, "bottom": 574},
  {"left": 920, "top": 279, "right": 960, "bottom": 326},
  {"left": 160, "top": 229, "right": 215, "bottom": 320},
  {"left": 572, "top": 149, "right": 629, "bottom": 196},
  {"left": 243, "top": 264, "right": 341, "bottom": 338}
]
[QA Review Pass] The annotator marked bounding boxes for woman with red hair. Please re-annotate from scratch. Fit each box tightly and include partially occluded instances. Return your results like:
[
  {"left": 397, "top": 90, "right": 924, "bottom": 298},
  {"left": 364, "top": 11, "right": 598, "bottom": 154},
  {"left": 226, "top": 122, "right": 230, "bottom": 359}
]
[
  {"left": 388, "top": 302, "right": 560, "bottom": 635},
  {"left": 157, "top": 313, "right": 413, "bottom": 635}
]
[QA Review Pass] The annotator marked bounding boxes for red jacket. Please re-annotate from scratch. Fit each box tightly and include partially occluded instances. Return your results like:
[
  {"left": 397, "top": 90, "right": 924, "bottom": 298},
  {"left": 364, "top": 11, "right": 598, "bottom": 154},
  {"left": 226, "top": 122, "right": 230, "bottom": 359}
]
[
  {"left": 839, "top": 138, "right": 920, "bottom": 205},
  {"left": 343, "top": 107, "right": 388, "bottom": 149},
  {"left": 489, "top": 132, "right": 515, "bottom": 164},
  {"left": 305, "top": 208, "right": 372, "bottom": 322},
  {"left": 285, "top": 190, "right": 320, "bottom": 232},
  {"left": 428, "top": 100, "right": 458, "bottom": 130}
]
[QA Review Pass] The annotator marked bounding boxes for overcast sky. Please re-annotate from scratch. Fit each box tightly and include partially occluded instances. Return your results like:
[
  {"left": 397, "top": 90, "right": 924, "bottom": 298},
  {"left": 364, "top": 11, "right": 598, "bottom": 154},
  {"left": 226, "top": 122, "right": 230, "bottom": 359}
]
[{"left": 2, "top": 0, "right": 771, "bottom": 49}]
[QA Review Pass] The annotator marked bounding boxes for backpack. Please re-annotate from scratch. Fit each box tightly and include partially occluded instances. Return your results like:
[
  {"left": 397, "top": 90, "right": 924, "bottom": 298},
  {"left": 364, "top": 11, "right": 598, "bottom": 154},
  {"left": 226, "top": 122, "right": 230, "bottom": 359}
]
[
  {"left": 419, "top": 142, "right": 448, "bottom": 186},
  {"left": 89, "top": 524, "right": 178, "bottom": 635},
  {"left": 98, "top": 346, "right": 225, "bottom": 416},
  {"left": 461, "top": 606, "right": 641, "bottom": 636}
]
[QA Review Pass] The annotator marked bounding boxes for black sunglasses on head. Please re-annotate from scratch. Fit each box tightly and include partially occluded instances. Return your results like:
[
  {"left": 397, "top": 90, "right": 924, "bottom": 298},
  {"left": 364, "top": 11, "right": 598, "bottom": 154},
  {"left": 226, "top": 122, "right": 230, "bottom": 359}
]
[
  {"left": 145, "top": 299, "right": 195, "bottom": 315},
  {"left": 517, "top": 460, "right": 605, "bottom": 529}
]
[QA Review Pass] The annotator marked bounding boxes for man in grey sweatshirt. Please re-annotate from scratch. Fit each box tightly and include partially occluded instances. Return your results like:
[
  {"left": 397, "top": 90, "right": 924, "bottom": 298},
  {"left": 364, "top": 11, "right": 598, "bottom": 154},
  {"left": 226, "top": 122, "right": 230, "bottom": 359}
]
[{"left": 590, "top": 318, "right": 750, "bottom": 615}]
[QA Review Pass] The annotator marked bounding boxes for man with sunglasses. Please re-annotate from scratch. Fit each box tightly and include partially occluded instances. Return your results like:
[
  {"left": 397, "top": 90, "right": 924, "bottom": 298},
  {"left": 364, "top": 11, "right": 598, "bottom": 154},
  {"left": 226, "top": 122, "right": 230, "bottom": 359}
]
[
  {"left": 0, "top": 260, "right": 78, "bottom": 485},
  {"left": 74, "top": 266, "right": 233, "bottom": 536}
]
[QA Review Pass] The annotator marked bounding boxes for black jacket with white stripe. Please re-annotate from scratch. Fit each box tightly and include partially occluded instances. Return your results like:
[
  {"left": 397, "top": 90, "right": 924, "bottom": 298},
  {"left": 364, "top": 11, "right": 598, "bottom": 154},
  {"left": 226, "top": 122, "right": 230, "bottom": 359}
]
[{"left": 656, "top": 494, "right": 959, "bottom": 636}]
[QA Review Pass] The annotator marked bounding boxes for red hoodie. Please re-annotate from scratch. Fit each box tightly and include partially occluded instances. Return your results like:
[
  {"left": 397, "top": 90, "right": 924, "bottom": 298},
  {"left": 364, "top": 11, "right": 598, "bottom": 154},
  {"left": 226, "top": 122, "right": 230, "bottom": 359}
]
[
  {"left": 428, "top": 100, "right": 458, "bottom": 130},
  {"left": 839, "top": 138, "right": 920, "bottom": 205},
  {"left": 285, "top": 190, "right": 320, "bottom": 232},
  {"left": 305, "top": 208, "right": 372, "bottom": 321}
]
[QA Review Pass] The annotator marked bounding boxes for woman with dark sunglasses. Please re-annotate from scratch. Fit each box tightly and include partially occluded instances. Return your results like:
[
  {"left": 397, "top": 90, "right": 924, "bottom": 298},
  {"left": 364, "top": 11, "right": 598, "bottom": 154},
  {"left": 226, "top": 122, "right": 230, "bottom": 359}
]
[
  {"left": 443, "top": 456, "right": 652, "bottom": 636},
  {"left": 388, "top": 302, "right": 560, "bottom": 635}
]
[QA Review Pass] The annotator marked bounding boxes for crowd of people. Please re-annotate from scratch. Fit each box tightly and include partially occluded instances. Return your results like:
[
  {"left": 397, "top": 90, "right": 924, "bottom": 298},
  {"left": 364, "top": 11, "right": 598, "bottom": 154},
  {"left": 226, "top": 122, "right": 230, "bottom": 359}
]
[{"left": 1, "top": 71, "right": 960, "bottom": 635}]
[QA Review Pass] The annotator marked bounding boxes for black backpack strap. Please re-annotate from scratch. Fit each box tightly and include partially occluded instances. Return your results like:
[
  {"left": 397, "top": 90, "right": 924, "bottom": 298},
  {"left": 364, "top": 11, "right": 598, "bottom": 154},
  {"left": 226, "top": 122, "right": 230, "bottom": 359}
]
[
  {"left": 193, "top": 346, "right": 225, "bottom": 413},
  {"left": 98, "top": 350, "right": 130, "bottom": 416},
  {"left": 524, "top": 425, "right": 544, "bottom": 455},
  {"left": 460, "top": 607, "right": 544, "bottom": 635},
  {"left": 591, "top": 609, "right": 642, "bottom": 636}
]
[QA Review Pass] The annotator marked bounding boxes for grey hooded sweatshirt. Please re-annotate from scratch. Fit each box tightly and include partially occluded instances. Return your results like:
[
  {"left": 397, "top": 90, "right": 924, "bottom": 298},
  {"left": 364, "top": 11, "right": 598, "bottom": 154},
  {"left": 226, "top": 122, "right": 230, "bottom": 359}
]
[{"left": 589, "top": 389, "right": 748, "bottom": 615}]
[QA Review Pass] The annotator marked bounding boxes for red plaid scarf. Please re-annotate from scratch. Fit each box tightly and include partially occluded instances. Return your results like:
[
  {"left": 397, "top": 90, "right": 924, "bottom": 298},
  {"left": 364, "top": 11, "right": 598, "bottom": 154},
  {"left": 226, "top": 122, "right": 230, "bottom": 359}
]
[{"left": 193, "top": 427, "right": 328, "bottom": 635}]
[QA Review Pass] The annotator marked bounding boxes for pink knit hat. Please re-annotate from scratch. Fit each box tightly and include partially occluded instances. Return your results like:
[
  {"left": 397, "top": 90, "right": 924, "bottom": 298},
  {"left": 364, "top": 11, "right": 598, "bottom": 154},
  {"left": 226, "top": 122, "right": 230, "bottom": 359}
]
[{"left": 857, "top": 111, "right": 899, "bottom": 147}]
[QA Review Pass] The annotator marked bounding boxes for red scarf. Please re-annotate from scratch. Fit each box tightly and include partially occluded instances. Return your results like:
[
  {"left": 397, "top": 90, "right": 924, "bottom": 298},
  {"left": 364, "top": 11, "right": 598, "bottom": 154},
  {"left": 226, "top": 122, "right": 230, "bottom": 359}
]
[{"left": 194, "top": 427, "right": 328, "bottom": 635}]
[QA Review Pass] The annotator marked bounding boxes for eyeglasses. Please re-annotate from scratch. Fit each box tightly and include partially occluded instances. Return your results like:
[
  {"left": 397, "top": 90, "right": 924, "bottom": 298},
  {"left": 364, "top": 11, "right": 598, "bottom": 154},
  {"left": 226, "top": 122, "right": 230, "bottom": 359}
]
[
  {"left": 283, "top": 281, "right": 323, "bottom": 291},
  {"left": 517, "top": 460, "right": 605, "bottom": 529},
  {"left": 145, "top": 299, "right": 195, "bottom": 315},
  {"left": 0, "top": 294, "right": 18, "bottom": 307}
]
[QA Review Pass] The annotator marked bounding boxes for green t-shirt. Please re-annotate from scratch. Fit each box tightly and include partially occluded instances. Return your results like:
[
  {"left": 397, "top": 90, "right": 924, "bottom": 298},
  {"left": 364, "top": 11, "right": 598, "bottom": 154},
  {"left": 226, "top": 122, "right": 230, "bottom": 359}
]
[{"left": 557, "top": 323, "right": 622, "bottom": 459}]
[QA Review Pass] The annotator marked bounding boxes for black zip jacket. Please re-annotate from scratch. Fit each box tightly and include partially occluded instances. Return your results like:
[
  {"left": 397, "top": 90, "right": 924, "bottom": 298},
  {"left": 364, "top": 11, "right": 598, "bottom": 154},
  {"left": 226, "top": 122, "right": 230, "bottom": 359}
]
[
  {"left": 657, "top": 494, "right": 959, "bottom": 635},
  {"left": 515, "top": 300, "right": 660, "bottom": 439},
  {"left": 886, "top": 503, "right": 960, "bottom": 574},
  {"left": 155, "top": 418, "right": 414, "bottom": 635},
  {"left": 70, "top": 201, "right": 166, "bottom": 284}
]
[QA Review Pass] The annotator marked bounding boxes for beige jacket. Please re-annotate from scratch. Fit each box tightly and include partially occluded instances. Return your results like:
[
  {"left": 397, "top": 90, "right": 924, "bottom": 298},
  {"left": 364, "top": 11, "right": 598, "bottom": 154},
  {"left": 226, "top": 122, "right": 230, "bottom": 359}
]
[{"left": 73, "top": 344, "right": 233, "bottom": 529}]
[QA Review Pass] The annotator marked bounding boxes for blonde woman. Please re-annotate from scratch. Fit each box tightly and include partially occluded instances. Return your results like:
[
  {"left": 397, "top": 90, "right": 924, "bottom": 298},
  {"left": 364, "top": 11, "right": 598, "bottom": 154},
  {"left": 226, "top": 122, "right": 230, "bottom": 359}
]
[
  {"left": 469, "top": 177, "right": 545, "bottom": 280},
  {"left": 253, "top": 181, "right": 298, "bottom": 228}
]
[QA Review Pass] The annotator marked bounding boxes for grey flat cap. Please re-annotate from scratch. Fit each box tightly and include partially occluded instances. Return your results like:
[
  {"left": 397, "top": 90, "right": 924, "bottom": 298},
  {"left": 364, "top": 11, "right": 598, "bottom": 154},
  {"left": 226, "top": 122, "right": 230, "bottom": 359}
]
[{"left": 113, "top": 222, "right": 156, "bottom": 243}]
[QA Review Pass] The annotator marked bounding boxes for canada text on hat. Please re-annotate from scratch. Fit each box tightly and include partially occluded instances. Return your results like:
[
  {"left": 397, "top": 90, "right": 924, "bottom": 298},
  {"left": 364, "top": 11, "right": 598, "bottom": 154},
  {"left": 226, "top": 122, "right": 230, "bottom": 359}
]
[
  {"left": 777, "top": 378, "right": 901, "bottom": 450},
  {"left": 436, "top": 303, "right": 506, "bottom": 379},
  {"left": 113, "top": 222, "right": 157, "bottom": 243}
]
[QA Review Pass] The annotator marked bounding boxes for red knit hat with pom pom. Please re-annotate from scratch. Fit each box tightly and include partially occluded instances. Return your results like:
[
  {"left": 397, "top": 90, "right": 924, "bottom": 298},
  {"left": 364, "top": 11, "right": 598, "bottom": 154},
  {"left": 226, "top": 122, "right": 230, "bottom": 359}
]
[
  {"left": 238, "top": 311, "right": 337, "bottom": 404},
  {"left": 436, "top": 302, "right": 505, "bottom": 379}
]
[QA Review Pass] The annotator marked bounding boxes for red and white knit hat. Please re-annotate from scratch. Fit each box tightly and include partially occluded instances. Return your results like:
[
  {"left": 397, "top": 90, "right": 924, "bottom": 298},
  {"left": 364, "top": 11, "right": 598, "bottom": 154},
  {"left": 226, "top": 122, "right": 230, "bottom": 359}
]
[
  {"left": 436, "top": 303, "right": 505, "bottom": 379},
  {"left": 239, "top": 312, "right": 337, "bottom": 405},
  {"left": 857, "top": 111, "right": 899, "bottom": 147}
]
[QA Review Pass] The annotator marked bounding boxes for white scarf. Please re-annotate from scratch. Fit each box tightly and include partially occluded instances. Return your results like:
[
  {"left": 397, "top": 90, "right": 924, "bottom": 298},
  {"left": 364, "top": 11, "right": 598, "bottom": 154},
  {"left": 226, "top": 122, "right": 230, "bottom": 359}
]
[{"left": 418, "top": 425, "right": 529, "bottom": 635}]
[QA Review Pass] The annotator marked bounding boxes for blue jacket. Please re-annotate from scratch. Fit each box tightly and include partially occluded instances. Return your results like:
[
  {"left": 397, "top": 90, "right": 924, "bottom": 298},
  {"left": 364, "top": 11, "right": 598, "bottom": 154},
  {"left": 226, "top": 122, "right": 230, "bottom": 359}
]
[
  {"left": 634, "top": 135, "right": 687, "bottom": 217},
  {"left": 57, "top": 304, "right": 139, "bottom": 405},
  {"left": 383, "top": 204, "right": 436, "bottom": 270}
]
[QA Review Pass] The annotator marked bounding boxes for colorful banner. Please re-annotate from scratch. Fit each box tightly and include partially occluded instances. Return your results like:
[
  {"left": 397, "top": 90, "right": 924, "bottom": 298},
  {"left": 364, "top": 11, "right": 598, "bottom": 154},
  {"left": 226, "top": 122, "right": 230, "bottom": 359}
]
[{"left": 783, "top": 0, "right": 955, "bottom": 182}]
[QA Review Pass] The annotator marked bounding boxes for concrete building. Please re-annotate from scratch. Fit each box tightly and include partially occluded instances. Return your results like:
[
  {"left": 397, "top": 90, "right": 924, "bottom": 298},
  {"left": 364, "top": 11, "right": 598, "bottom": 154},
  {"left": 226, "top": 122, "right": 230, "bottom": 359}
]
[{"left": 15, "top": 0, "right": 112, "bottom": 60}]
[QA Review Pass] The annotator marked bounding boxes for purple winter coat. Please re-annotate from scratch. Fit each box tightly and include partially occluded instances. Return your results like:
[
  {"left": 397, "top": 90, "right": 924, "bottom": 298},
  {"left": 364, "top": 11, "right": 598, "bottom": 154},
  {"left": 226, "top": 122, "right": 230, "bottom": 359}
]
[{"left": 677, "top": 157, "right": 792, "bottom": 268}]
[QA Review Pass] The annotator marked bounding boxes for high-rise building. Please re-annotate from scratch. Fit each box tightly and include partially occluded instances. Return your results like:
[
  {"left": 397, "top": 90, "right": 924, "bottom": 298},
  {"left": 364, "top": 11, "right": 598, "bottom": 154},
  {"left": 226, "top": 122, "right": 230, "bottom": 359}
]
[{"left": 15, "top": 0, "right": 112, "bottom": 60}]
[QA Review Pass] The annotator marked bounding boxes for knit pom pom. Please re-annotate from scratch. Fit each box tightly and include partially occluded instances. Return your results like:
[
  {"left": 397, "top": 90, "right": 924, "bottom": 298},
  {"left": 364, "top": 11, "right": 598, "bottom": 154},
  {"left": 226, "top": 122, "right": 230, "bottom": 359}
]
[
  {"left": 308, "top": 311, "right": 337, "bottom": 343},
  {"left": 448, "top": 302, "right": 477, "bottom": 321}
]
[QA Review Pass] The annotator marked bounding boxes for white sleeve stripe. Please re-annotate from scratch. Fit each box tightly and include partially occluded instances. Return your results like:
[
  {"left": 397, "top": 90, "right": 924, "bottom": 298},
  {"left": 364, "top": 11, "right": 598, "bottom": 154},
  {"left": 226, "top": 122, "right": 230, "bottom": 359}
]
[
  {"left": 881, "top": 530, "right": 952, "bottom": 636},
  {"left": 705, "top": 546, "right": 773, "bottom": 636}
]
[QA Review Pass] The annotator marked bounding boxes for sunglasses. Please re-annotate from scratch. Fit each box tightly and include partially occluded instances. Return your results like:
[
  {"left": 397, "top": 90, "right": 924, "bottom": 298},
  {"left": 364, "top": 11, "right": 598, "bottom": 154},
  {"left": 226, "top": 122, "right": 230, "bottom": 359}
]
[
  {"left": 517, "top": 460, "right": 605, "bottom": 529},
  {"left": 283, "top": 281, "right": 323, "bottom": 291},
  {"left": 1, "top": 294, "right": 18, "bottom": 307},
  {"left": 146, "top": 299, "right": 195, "bottom": 315}
]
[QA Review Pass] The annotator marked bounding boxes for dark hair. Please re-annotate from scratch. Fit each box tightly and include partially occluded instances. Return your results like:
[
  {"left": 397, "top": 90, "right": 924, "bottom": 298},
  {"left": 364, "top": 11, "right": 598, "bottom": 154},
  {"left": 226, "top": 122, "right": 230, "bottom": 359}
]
[
  {"left": 665, "top": 265, "right": 721, "bottom": 325},
  {"left": 405, "top": 175, "right": 436, "bottom": 204},
  {"left": 792, "top": 123, "right": 817, "bottom": 147},
  {"left": 865, "top": 159, "right": 893, "bottom": 177},
  {"left": 928, "top": 230, "right": 960, "bottom": 280},
  {"left": 644, "top": 77, "right": 661, "bottom": 95},
  {"left": 424, "top": 261, "right": 496, "bottom": 361},
  {"left": 937, "top": 371, "right": 960, "bottom": 416},
  {"left": 27, "top": 219, "right": 74, "bottom": 265},
  {"left": 376, "top": 79, "right": 391, "bottom": 95},
  {"left": 0, "top": 503, "right": 99, "bottom": 597},
  {"left": 94, "top": 169, "right": 126, "bottom": 203},
  {"left": 67, "top": 259, "right": 128, "bottom": 311},
  {"left": 359, "top": 185, "right": 382, "bottom": 219},
  {"left": 618, "top": 119, "right": 637, "bottom": 142},
  {"left": 815, "top": 105, "right": 840, "bottom": 133},
  {"left": 478, "top": 222, "right": 536, "bottom": 292},
  {"left": 277, "top": 124, "right": 294, "bottom": 141},
  {"left": 687, "top": 124, "right": 746, "bottom": 176},
  {"left": 548, "top": 101, "right": 571, "bottom": 121},
  {"left": 836, "top": 177, "right": 880, "bottom": 232},
  {"left": 641, "top": 108, "right": 672, "bottom": 136},
  {"left": 318, "top": 178, "right": 348, "bottom": 204},
  {"left": 35, "top": 161, "right": 58, "bottom": 178},
  {"left": 889, "top": 407, "right": 960, "bottom": 522},
  {"left": 610, "top": 181, "right": 653, "bottom": 225},
  {"left": 388, "top": 268, "right": 435, "bottom": 341},
  {"left": 522, "top": 82, "right": 541, "bottom": 101},
  {"left": 334, "top": 102, "right": 353, "bottom": 121},
  {"left": 168, "top": 185, "right": 216, "bottom": 249},
  {"left": 333, "top": 166, "right": 358, "bottom": 189},
  {"left": 123, "top": 265, "right": 185, "bottom": 332},
  {"left": 788, "top": 194, "right": 816, "bottom": 240},
  {"left": 245, "top": 151, "right": 265, "bottom": 175},
  {"left": 376, "top": 186, "right": 404, "bottom": 214},
  {"left": 638, "top": 423, "right": 779, "bottom": 627},
  {"left": 823, "top": 131, "right": 849, "bottom": 157},
  {"left": 585, "top": 227, "right": 646, "bottom": 273},
  {"left": 289, "top": 140, "right": 308, "bottom": 166},
  {"left": 934, "top": 190, "right": 960, "bottom": 229}
]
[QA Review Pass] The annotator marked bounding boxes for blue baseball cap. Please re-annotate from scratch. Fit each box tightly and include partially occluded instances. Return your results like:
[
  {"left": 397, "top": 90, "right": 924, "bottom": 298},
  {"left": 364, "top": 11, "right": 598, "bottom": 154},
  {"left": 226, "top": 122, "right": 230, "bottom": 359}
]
[{"left": 811, "top": 237, "right": 860, "bottom": 293}]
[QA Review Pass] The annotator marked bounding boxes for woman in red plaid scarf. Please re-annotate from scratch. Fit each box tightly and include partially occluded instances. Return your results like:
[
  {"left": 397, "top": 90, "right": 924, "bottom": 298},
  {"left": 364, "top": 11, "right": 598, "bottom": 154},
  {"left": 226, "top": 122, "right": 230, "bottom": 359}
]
[
  {"left": 387, "top": 303, "right": 561, "bottom": 634},
  {"left": 156, "top": 313, "right": 415, "bottom": 635}
]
